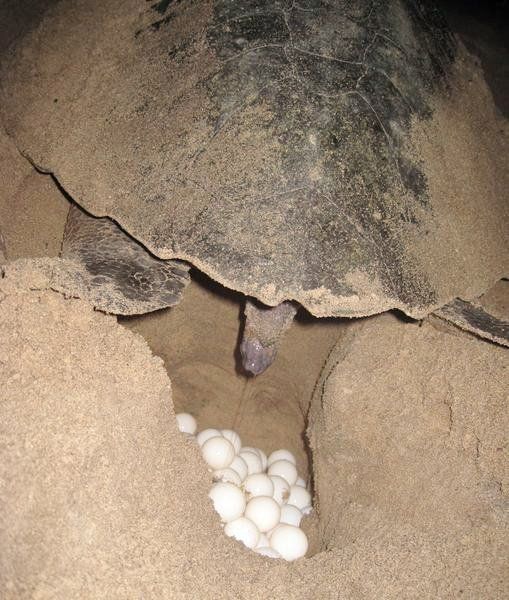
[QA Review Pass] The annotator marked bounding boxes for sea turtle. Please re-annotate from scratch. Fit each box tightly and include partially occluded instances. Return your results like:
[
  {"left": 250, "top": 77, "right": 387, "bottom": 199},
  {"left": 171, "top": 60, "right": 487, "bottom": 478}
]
[{"left": 1, "top": 0, "right": 507, "bottom": 374}]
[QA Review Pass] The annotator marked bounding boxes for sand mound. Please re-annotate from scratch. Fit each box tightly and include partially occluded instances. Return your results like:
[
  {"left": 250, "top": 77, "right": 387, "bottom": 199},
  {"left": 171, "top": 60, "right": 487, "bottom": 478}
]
[
  {"left": 309, "top": 313, "right": 508, "bottom": 597},
  {"left": 1, "top": 264, "right": 507, "bottom": 598}
]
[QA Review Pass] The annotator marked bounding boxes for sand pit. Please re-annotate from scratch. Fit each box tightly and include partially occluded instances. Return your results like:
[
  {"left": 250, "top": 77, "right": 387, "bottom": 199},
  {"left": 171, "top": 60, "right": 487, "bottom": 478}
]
[{"left": 1, "top": 262, "right": 507, "bottom": 599}]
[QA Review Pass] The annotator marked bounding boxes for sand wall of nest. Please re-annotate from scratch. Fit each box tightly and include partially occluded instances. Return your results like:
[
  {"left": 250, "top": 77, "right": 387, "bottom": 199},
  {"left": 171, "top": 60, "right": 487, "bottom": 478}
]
[
  {"left": 308, "top": 313, "right": 508, "bottom": 597},
  {"left": 1, "top": 264, "right": 507, "bottom": 599}
]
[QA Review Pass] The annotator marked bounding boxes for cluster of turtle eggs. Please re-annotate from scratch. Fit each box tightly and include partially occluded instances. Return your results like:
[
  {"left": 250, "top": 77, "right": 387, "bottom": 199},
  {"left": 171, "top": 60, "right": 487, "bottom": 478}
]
[{"left": 176, "top": 412, "right": 311, "bottom": 561}]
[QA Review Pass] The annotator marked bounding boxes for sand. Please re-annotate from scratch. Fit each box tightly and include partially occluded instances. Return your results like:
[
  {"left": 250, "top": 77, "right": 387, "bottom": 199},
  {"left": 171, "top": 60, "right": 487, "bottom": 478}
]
[{"left": 1, "top": 262, "right": 507, "bottom": 599}]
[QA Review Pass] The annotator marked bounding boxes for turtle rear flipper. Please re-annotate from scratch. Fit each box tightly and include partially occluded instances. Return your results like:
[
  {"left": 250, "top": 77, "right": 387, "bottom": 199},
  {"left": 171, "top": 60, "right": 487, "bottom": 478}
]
[
  {"left": 59, "top": 204, "right": 190, "bottom": 314},
  {"left": 434, "top": 298, "right": 509, "bottom": 347}
]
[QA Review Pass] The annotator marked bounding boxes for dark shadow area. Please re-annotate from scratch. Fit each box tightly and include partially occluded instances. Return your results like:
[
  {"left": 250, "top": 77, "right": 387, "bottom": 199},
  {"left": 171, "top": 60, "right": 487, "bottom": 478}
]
[
  {"left": 439, "top": 0, "right": 509, "bottom": 115},
  {"left": 0, "top": 0, "right": 57, "bottom": 55}
]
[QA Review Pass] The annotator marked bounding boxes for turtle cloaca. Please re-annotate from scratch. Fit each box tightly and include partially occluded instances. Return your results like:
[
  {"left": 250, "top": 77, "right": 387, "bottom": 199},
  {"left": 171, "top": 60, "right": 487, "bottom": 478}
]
[{"left": 0, "top": 0, "right": 507, "bottom": 374}]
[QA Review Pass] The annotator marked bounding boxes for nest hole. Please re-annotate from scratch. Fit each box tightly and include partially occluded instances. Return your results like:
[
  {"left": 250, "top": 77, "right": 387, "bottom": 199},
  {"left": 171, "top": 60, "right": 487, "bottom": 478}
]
[{"left": 120, "top": 268, "right": 347, "bottom": 556}]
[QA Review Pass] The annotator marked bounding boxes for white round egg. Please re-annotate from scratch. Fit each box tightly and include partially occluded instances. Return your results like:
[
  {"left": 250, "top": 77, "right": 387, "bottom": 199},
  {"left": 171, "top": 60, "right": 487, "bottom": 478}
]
[
  {"left": 175, "top": 412, "right": 197, "bottom": 435},
  {"left": 270, "top": 524, "right": 308, "bottom": 561},
  {"left": 270, "top": 475, "right": 290, "bottom": 505},
  {"left": 208, "top": 482, "right": 246, "bottom": 523},
  {"left": 257, "top": 449, "right": 268, "bottom": 471},
  {"left": 268, "top": 459, "right": 298, "bottom": 486},
  {"left": 229, "top": 455, "right": 249, "bottom": 482},
  {"left": 224, "top": 517, "right": 260, "bottom": 549},
  {"left": 241, "top": 446, "right": 267, "bottom": 470},
  {"left": 254, "top": 546, "right": 281, "bottom": 558},
  {"left": 244, "top": 496, "right": 281, "bottom": 533},
  {"left": 202, "top": 437, "right": 235, "bottom": 470},
  {"left": 213, "top": 468, "right": 242, "bottom": 486},
  {"left": 221, "top": 429, "right": 242, "bottom": 453},
  {"left": 296, "top": 477, "right": 307, "bottom": 487},
  {"left": 256, "top": 532, "right": 270, "bottom": 548},
  {"left": 239, "top": 450, "right": 263, "bottom": 475},
  {"left": 279, "top": 504, "right": 303, "bottom": 527},
  {"left": 243, "top": 473, "right": 274, "bottom": 499},
  {"left": 196, "top": 428, "right": 222, "bottom": 447},
  {"left": 267, "top": 449, "right": 297, "bottom": 467},
  {"left": 287, "top": 485, "right": 312, "bottom": 511}
]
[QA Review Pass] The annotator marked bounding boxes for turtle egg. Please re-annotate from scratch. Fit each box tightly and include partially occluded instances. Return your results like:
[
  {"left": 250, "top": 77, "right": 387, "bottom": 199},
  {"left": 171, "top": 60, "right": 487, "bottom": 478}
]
[
  {"left": 229, "top": 455, "right": 249, "bottom": 482},
  {"left": 202, "top": 437, "right": 235, "bottom": 470},
  {"left": 241, "top": 445, "right": 260, "bottom": 455},
  {"left": 256, "top": 532, "right": 270, "bottom": 548},
  {"left": 270, "top": 475, "right": 290, "bottom": 505},
  {"left": 287, "top": 484, "right": 312, "bottom": 511},
  {"left": 243, "top": 473, "right": 274, "bottom": 499},
  {"left": 268, "top": 459, "right": 298, "bottom": 486},
  {"left": 267, "top": 449, "right": 297, "bottom": 467},
  {"left": 257, "top": 449, "right": 268, "bottom": 471},
  {"left": 196, "top": 428, "right": 222, "bottom": 447},
  {"left": 221, "top": 429, "right": 242, "bottom": 453},
  {"left": 296, "top": 477, "right": 307, "bottom": 487},
  {"left": 239, "top": 450, "right": 263, "bottom": 475},
  {"left": 244, "top": 496, "right": 281, "bottom": 533},
  {"left": 213, "top": 468, "right": 242, "bottom": 486},
  {"left": 224, "top": 517, "right": 260, "bottom": 549},
  {"left": 279, "top": 504, "right": 303, "bottom": 527},
  {"left": 241, "top": 446, "right": 266, "bottom": 469},
  {"left": 254, "top": 546, "right": 281, "bottom": 558},
  {"left": 175, "top": 412, "right": 197, "bottom": 435},
  {"left": 208, "top": 482, "right": 246, "bottom": 522},
  {"left": 270, "top": 524, "right": 308, "bottom": 561}
]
